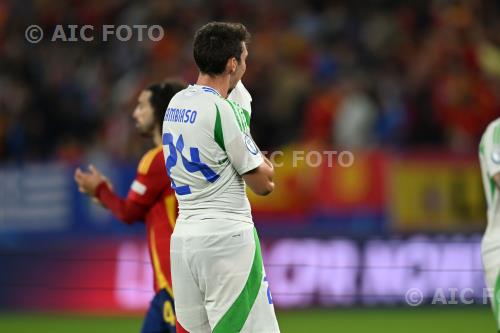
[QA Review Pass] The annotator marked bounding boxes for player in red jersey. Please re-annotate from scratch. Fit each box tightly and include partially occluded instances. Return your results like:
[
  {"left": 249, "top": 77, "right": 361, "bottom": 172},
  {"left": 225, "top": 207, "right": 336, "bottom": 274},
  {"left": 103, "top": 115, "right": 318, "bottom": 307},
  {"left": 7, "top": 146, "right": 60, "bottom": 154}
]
[{"left": 74, "top": 79, "right": 188, "bottom": 333}]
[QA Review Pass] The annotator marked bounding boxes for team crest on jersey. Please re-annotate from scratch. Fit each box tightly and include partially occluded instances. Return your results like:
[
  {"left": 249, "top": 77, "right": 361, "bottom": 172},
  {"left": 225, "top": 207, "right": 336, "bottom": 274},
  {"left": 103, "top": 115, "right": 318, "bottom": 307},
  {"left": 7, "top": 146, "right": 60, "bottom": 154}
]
[
  {"left": 244, "top": 134, "right": 258, "bottom": 155},
  {"left": 492, "top": 149, "right": 500, "bottom": 164}
]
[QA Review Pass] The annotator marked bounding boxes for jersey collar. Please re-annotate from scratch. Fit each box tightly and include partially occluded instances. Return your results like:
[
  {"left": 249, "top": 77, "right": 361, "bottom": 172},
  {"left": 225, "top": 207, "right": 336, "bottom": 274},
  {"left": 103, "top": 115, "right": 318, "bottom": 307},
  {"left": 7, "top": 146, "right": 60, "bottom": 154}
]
[{"left": 193, "top": 84, "right": 222, "bottom": 97}]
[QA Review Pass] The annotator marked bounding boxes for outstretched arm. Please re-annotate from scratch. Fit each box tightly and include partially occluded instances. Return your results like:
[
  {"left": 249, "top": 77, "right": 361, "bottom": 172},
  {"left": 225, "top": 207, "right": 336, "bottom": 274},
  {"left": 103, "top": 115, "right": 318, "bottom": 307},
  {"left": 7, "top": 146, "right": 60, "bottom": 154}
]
[{"left": 74, "top": 165, "right": 148, "bottom": 224}]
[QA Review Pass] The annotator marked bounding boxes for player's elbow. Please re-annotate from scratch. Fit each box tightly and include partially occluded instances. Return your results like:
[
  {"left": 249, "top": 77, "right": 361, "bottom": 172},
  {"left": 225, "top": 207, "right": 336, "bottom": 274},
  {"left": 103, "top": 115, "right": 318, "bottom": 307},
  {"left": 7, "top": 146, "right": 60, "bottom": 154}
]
[
  {"left": 252, "top": 180, "right": 275, "bottom": 196},
  {"left": 121, "top": 216, "right": 138, "bottom": 225},
  {"left": 245, "top": 181, "right": 274, "bottom": 196}
]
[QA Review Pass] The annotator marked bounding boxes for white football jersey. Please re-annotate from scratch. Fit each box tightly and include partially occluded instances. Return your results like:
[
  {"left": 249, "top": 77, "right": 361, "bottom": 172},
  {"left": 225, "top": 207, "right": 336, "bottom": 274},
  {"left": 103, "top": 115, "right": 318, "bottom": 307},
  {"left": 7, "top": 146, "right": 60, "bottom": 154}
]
[
  {"left": 228, "top": 80, "right": 252, "bottom": 115},
  {"left": 479, "top": 117, "right": 500, "bottom": 253},
  {"left": 162, "top": 83, "right": 262, "bottom": 223}
]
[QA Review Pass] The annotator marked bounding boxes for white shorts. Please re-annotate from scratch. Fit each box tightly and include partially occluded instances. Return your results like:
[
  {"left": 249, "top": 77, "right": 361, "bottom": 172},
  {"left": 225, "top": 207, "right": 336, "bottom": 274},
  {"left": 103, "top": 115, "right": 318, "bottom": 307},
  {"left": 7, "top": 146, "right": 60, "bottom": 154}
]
[
  {"left": 482, "top": 244, "right": 500, "bottom": 329},
  {"left": 171, "top": 220, "right": 280, "bottom": 333}
]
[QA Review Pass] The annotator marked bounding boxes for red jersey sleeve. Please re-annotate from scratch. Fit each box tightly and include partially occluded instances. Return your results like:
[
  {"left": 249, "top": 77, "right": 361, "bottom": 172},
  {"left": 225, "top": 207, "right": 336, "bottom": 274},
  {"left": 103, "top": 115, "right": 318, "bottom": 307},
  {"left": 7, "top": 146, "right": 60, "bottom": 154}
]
[
  {"left": 96, "top": 183, "right": 148, "bottom": 224},
  {"left": 128, "top": 147, "right": 170, "bottom": 207}
]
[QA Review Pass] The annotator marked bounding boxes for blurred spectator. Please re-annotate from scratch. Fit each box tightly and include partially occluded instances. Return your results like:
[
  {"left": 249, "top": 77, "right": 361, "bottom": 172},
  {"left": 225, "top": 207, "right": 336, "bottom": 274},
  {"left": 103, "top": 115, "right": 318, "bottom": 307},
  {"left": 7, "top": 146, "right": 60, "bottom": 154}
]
[
  {"left": 1, "top": 0, "right": 500, "bottom": 164},
  {"left": 333, "top": 78, "right": 378, "bottom": 150}
]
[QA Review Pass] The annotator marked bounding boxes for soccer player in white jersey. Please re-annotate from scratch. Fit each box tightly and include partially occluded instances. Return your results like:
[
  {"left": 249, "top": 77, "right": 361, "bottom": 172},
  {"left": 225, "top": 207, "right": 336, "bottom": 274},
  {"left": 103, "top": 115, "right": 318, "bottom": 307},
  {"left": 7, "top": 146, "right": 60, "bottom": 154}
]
[
  {"left": 162, "top": 22, "right": 280, "bottom": 333},
  {"left": 479, "top": 117, "right": 500, "bottom": 331}
]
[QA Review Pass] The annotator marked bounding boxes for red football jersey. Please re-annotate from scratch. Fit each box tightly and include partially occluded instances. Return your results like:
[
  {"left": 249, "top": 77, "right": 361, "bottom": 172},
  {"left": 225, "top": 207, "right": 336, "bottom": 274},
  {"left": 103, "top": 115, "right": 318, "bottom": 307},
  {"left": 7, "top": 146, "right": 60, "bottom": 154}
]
[
  {"left": 96, "top": 146, "right": 188, "bottom": 332},
  {"left": 128, "top": 146, "right": 176, "bottom": 294}
]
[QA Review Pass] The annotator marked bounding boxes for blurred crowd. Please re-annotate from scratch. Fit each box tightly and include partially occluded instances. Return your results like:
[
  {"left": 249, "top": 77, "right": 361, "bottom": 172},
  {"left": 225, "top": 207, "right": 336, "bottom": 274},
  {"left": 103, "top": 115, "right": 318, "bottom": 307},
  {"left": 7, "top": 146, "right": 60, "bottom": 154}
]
[{"left": 1, "top": 0, "right": 500, "bottom": 164}]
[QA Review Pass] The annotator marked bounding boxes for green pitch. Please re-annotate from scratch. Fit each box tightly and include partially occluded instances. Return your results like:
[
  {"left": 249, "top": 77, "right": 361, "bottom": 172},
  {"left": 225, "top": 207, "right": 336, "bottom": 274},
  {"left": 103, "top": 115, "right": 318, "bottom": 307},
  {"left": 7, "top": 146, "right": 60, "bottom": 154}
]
[{"left": 0, "top": 307, "right": 495, "bottom": 333}]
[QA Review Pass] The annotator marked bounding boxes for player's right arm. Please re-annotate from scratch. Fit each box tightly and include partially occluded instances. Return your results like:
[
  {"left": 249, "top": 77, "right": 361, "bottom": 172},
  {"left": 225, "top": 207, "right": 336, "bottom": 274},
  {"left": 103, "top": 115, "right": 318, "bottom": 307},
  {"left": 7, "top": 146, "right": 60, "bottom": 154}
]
[
  {"left": 217, "top": 100, "right": 275, "bottom": 196},
  {"left": 74, "top": 164, "right": 149, "bottom": 224},
  {"left": 242, "top": 154, "right": 275, "bottom": 195},
  {"left": 75, "top": 148, "right": 167, "bottom": 224},
  {"left": 95, "top": 183, "right": 149, "bottom": 224},
  {"left": 101, "top": 147, "right": 168, "bottom": 223}
]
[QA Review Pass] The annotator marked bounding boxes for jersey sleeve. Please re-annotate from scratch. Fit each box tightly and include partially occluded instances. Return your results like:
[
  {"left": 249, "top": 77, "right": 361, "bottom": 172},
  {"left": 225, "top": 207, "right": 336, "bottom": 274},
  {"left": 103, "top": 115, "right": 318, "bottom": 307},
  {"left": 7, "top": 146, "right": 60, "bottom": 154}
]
[
  {"left": 482, "top": 124, "right": 500, "bottom": 177},
  {"left": 228, "top": 80, "right": 252, "bottom": 116},
  {"left": 216, "top": 100, "right": 263, "bottom": 175},
  {"left": 96, "top": 182, "right": 149, "bottom": 224},
  {"left": 128, "top": 148, "right": 169, "bottom": 206}
]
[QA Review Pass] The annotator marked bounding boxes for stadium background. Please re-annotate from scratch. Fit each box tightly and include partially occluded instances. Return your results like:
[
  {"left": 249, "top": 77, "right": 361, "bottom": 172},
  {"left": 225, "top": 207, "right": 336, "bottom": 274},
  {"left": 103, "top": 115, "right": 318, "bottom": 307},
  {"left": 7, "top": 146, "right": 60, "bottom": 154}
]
[{"left": 1, "top": 0, "right": 500, "bottom": 332}]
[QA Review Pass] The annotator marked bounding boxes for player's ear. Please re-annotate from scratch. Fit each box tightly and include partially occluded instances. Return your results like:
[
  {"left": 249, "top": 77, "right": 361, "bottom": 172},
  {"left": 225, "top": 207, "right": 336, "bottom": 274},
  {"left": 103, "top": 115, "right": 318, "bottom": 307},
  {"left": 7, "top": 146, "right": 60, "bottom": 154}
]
[{"left": 226, "top": 57, "right": 237, "bottom": 74}]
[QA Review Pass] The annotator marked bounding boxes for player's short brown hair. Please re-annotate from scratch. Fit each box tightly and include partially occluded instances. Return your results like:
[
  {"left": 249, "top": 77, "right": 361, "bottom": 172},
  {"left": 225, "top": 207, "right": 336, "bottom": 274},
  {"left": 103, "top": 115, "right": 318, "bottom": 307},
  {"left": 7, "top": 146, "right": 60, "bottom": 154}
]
[{"left": 193, "top": 22, "right": 250, "bottom": 76}]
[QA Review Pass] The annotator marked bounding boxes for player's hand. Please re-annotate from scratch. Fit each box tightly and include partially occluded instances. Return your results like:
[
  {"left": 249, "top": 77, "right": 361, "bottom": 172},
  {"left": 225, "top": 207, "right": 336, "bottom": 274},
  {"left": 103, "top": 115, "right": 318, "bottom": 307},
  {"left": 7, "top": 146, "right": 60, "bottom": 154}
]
[{"left": 74, "top": 164, "right": 113, "bottom": 197}]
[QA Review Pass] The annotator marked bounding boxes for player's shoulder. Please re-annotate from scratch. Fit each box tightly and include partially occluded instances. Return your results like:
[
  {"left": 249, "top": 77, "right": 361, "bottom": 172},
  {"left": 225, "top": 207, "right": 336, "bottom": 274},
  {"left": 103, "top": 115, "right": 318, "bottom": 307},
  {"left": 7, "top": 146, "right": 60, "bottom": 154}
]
[
  {"left": 234, "top": 81, "right": 252, "bottom": 100},
  {"left": 479, "top": 118, "right": 500, "bottom": 159},
  {"left": 171, "top": 85, "right": 225, "bottom": 114},
  {"left": 190, "top": 86, "right": 236, "bottom": 121},
  {"left": 228, "top": 81, "right": 252, "bottom": 110},
  {"left": 481, "top": 118, "right": 500, "bottom": 147},
  {"left": 485, "top": 118, "right": 500, "bottom": 135},
  {"left": 173, "top": 85, "right": 221, "bottom": 102},
  {"left": 137, "top": 146, "right": 164, "bottom": 175},
  {"left": 219, "top": 97, "right": 251, "bottom": 132}
]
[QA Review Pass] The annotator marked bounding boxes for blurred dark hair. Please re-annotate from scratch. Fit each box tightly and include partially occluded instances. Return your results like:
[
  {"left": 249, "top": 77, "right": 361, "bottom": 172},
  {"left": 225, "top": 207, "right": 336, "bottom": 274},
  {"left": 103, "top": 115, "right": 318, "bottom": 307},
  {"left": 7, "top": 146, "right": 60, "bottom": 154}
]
[
  {"left": 193, "top": 22, "right": 250, "bottom": 76},
  {"left": 146, "top": 79, "right": 187, "bottom": 128}
]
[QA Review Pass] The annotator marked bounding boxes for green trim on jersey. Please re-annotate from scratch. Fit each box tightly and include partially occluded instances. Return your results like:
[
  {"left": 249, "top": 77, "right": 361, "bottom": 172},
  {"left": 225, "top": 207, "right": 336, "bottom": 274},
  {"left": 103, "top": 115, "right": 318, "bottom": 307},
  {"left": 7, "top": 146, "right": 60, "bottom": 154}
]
[
  {"left": 494, "top": 125, "right": 500, "bottom": 145},
  {"left": 212, "top": 228, "right": 263, "bottom": 333},
  {"left": 480, "top": 137, "right": 497, "bottom": 204},
  {"left": 214, "top": 104, "right": 225, "bottom": 151},
  {"left": 242, "top": 108, "right": 251, "bottom": 127},
  {"left": 490, "top": 177, "right": 497, "bottom": 205},
  {"left": 226, "top": 99, "right": 249, "bottom": 132},
  {"left": 494, "top": 272, "right": 500, "bottom": 329},
  {"left": 217, "top": 157, "right": 228, "bottom": 165}
]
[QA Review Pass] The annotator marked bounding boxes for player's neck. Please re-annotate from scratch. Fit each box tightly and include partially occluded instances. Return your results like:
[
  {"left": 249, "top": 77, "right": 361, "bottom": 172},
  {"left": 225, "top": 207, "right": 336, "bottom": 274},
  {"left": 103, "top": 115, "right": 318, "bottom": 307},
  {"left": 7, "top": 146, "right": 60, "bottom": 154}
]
[
  {"left": 152, "top": 128, "right": 161, "bottom": 147},
  {"left": 196, "top": 73, "right": 230, "bottom": 98}
]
